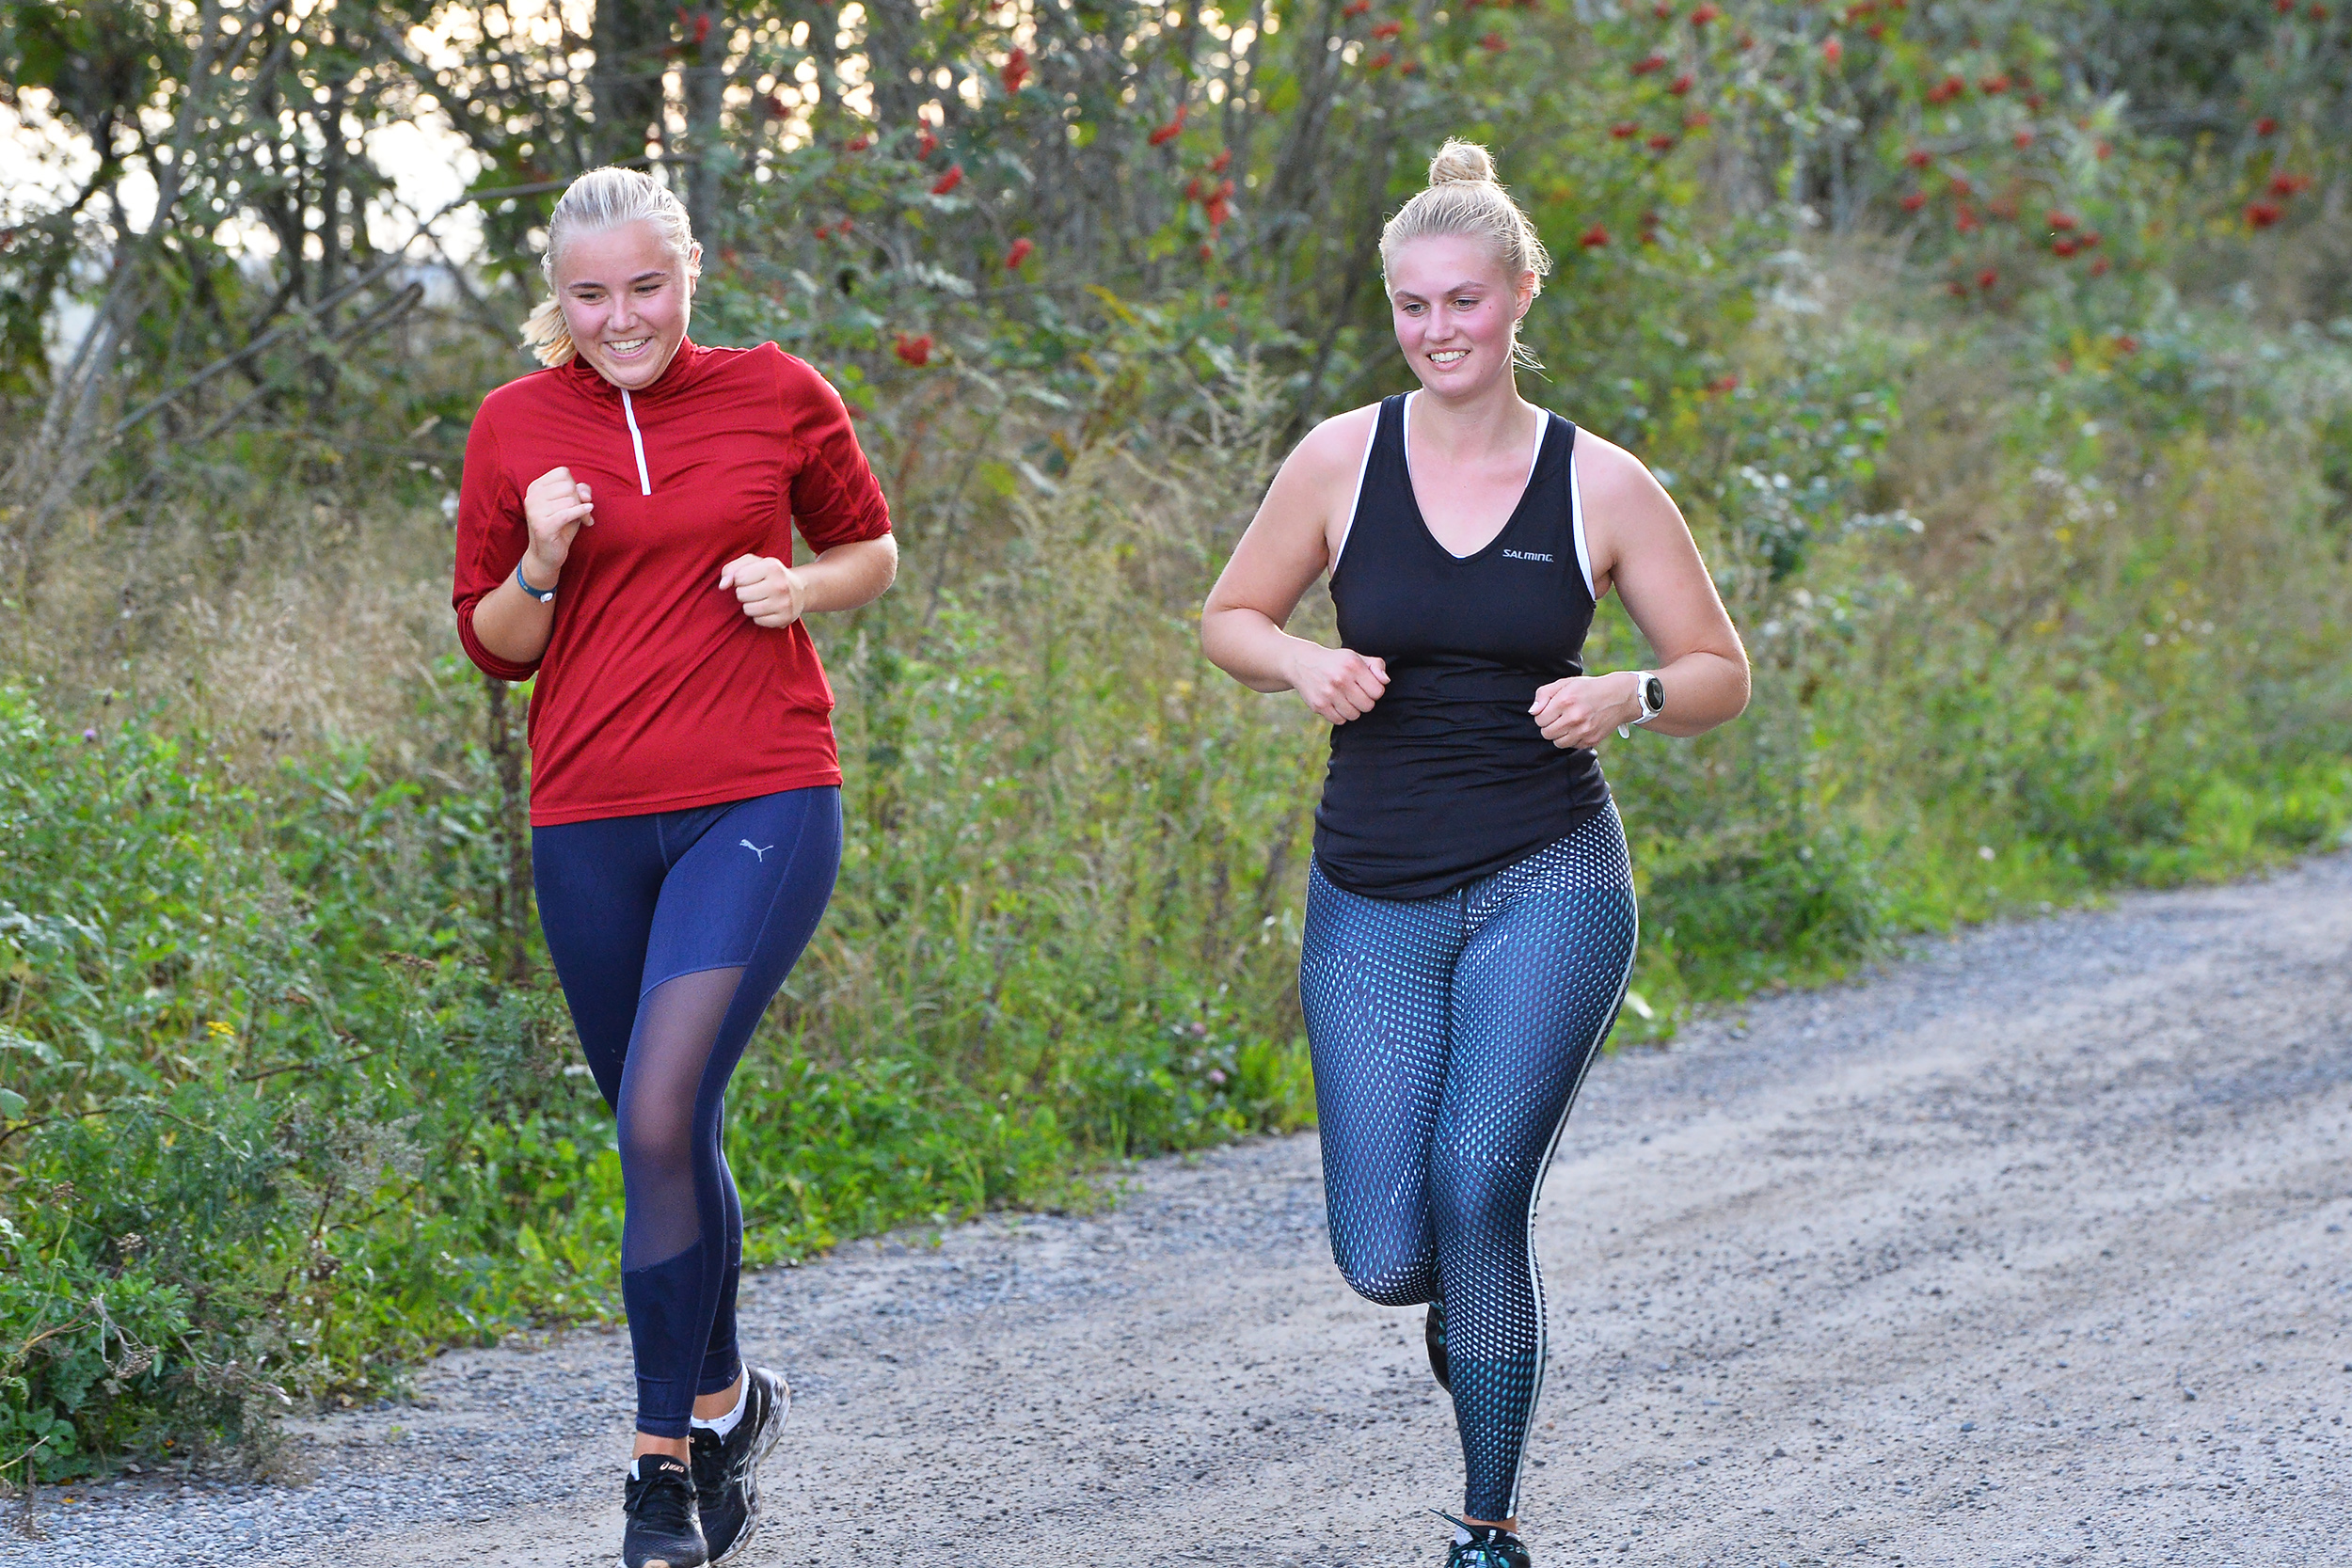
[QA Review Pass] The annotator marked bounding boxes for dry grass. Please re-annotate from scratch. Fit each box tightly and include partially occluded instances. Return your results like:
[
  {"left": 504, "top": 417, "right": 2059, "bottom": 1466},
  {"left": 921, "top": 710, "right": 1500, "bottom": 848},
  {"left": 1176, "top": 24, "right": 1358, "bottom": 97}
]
[{"left": 11, "top": 500, "right": 453, "bottom": 773}]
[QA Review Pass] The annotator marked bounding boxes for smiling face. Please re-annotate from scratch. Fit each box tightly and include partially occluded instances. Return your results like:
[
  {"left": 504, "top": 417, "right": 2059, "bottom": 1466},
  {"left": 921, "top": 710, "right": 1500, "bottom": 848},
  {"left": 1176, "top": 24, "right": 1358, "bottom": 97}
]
[
  {"left": 551, "top": 220, "right": 698, "bottom": 389},
  {"left": 1386, "top": 232, "right": 1535, "bottom": 399}
]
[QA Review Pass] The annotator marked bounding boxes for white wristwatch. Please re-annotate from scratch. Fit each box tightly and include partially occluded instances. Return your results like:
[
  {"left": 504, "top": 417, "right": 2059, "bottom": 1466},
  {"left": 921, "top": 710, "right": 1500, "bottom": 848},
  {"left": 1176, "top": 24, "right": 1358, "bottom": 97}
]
[{"left": 1616, "top": 671, "right": 1665, "bottom": 739}]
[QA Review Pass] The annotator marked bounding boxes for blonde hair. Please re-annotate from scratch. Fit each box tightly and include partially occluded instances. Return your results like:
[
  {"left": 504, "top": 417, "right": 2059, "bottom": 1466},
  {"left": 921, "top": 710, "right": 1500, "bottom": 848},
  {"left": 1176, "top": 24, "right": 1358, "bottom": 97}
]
[
  {"left": 519, "top": 167, "right": 704, "bottom": 367},
  {"left": 1380, "top": 140, "right": 1553, "bottom": 369}
]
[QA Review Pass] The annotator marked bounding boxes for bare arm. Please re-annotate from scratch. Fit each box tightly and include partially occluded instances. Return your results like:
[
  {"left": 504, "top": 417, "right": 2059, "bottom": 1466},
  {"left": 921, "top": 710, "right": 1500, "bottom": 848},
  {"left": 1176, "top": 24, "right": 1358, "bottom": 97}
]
[
  {"left": 720, "top": 533, "right": 898, "bottom": 627},
  {"left": 1200, "top": 408, "right": 1391, "bottom": 722},
  {"left": 470, "top": 570, "right": 561, "bottom": 668},
  {"left": 469, "top": 467, "right": 595, "bottom": 668},
  {"left": 1528, "top": 436, "right": 1749, "bottom": 746}
]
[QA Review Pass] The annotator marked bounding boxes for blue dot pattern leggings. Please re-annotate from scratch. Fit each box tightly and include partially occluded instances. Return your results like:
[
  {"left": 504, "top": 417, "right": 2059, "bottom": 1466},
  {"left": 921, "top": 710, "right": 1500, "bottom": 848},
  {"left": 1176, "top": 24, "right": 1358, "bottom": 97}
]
[
  {"left": 533, "top": 786, "right": 841, "bottom": 1439},
  {"left": 1299, "top": 801, "right": 1637, "bottom": 1523}
]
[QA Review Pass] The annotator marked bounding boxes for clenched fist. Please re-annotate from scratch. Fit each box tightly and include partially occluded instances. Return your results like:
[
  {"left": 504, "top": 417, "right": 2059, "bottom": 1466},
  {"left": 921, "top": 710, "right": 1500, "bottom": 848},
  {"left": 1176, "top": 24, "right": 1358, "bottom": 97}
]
[
  {"left": 719, "top": 554, "right": 807, "bottom": 629},
  {"left": 522, "top": 467, "right": 595, "bottom": 584},
  {"left": 1289, "top": 644, "right": 1389, "bottom": 725},
  {"left": 1529, "top": 671, "right": 1642, "bottom": 750}
]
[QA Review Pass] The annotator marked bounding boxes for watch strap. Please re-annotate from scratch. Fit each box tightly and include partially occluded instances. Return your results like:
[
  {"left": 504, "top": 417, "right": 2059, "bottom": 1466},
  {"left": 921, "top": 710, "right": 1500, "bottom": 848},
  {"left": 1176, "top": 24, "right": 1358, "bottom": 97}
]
[
  {"left": 515, "top": 559, "right": 557, "bottom": 603},
  {"left": 1616, "top": 670, "right": 1645, "bottom": 740}
]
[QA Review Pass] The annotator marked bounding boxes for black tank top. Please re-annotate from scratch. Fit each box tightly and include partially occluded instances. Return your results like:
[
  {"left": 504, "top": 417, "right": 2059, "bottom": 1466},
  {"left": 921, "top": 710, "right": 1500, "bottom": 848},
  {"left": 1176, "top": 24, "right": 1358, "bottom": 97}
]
[{"left": 1312, "top": 393, "right": 1613, "bottom": 898}]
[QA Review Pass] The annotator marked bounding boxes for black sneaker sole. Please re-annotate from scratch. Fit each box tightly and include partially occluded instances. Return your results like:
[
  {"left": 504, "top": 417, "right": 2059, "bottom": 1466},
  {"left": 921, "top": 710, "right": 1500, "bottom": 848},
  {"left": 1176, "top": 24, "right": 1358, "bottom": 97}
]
[{"left": 711, "top": 1370, "right": 791, "bottom": 1564}]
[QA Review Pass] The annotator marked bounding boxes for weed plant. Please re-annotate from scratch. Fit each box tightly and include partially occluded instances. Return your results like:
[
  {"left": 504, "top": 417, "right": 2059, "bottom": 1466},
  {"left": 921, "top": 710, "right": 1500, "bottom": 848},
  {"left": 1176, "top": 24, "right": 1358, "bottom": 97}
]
[
  {"left": 6, "top": 148, "right": 2352, "bottom": 1491},
  {"left": 8, "top": 285, "right": 2348, "bottom": 1477}
]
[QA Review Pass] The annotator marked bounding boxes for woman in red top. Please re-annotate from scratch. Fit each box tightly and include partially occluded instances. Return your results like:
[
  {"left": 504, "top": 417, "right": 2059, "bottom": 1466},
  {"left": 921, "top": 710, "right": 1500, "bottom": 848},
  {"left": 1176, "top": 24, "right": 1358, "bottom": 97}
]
[{"left": 453, "top": 166, "right": 897, "bottom": 1568}]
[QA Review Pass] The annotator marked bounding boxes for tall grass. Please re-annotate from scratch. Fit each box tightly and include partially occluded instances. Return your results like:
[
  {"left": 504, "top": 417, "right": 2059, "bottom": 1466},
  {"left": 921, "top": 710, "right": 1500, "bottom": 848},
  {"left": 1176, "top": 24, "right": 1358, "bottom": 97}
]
[{"left": 5, "top": 273, "right": 2351, "bottom": 1481}]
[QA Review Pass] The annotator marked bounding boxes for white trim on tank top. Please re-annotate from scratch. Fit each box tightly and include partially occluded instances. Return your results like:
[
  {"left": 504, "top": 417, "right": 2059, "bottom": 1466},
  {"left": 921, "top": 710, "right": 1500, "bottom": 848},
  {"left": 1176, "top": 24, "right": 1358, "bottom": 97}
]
[
  {"left": 1570, "top": 440, "right": 1596, "bottom": 603},
  {"left": 1369, "top": 391, "right": 1549, "bottom": 564},
  {"left": 1330, "top": 405, "right": 1383, "bottom": 575}
]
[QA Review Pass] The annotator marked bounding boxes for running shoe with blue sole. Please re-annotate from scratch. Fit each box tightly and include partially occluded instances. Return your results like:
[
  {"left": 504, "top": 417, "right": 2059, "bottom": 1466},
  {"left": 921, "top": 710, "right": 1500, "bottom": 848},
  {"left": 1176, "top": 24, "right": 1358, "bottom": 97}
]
[
  {"left": 1448, "top": 1528, "right": 1533, "bottom": 1568},
  {"left": 1438, "top": 1511, "right": 1533, "bottom": 1568}
]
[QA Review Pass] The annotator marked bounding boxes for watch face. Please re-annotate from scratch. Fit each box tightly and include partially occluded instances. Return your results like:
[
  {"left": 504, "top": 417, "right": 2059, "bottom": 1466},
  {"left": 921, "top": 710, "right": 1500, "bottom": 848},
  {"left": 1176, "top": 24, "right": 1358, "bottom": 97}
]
[{"left": 1644, "top": 674, "right": 1665, "bottom": 715}]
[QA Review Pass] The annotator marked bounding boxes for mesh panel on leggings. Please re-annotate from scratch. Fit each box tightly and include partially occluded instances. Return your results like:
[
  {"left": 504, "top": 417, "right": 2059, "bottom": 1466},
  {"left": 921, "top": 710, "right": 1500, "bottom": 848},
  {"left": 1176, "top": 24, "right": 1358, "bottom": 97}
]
[
  {"left": 536, "top": 786, "right": 843, "bottom": 1440},
  {"left": 616, "top": 967, "right": 746, "bottom": 1272},
  {"left": 1298, "top": 803, "right": 1637, "bottom": 1523}
]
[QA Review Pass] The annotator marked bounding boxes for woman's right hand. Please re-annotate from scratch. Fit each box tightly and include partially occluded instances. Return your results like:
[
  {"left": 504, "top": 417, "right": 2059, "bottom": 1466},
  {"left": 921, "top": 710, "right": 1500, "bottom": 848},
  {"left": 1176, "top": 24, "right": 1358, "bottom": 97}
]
[
  {"left": 522, "top": 467, "right": 596, "bottom": 583},
  {"left": 1289, "top": 644, "right": 1389, "bottom": 724}
]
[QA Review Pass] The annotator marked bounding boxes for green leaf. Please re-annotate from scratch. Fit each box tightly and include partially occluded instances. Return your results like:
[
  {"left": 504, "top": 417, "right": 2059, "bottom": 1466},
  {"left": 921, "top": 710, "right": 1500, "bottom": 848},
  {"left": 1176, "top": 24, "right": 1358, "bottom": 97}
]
[
  {"left": 0, "top": 1024, "right": 59, "bottom": 1065},
  {"left": 14, "top": 6, "right": 66, "bottom": 89}
]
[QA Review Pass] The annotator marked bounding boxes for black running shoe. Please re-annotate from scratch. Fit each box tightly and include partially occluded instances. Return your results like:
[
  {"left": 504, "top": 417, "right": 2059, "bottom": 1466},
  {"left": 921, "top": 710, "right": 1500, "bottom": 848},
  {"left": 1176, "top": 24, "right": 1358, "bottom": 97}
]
[
  {"left": 622, "top": 1452, "right": 707, "bottom": 1568},
  {"left": 691, "top": 1366, "right": 791, "bottom": 1563},
  {"left": 1444, "top": 1524, "right": 1532, "bottom": 1568},
  {"left": 1427, "top": 1297, "right": 1452, "bottom": 1393}
]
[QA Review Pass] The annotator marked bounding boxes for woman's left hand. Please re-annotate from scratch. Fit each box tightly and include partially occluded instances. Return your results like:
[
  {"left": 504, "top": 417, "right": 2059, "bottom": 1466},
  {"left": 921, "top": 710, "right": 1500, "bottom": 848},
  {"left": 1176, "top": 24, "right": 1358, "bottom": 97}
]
[
  {"left": 1530, "top": 672, "right": 1641, "bottom": 750},
  {"left": 719, "top": 554, "right": 806, "bottom": 628}
]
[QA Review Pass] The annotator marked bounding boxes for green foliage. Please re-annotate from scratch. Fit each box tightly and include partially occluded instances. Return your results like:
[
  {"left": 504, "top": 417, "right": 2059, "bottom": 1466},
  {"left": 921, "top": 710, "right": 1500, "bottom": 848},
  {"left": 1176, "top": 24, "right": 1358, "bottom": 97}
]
[
  {"left": 0, "top": 626, "right": 1321, "bottom": 1477},
  {"left": 6, "top": 0, "right": 2352, "bottom": 1492},
  {"left": 12, "top": 262, "right": 2351, "bottom": 1474}
]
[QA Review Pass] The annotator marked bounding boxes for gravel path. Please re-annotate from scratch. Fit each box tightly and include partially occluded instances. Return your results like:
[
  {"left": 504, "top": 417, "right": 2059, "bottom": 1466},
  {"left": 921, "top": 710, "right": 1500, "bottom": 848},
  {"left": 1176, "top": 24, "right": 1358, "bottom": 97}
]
[{"left": 11, "top": 851, "right": 2351, "bottom": 1568}]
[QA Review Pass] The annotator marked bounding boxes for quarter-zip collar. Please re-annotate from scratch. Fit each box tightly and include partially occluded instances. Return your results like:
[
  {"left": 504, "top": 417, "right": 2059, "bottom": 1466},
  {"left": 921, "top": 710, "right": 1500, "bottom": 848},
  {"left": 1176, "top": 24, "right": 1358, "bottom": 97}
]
[
  {"left": 558, "top": 340, "right": 708, "bottom": 496},
  {"left": 557, "top": 338, "right": 709, "bottom": 406}
]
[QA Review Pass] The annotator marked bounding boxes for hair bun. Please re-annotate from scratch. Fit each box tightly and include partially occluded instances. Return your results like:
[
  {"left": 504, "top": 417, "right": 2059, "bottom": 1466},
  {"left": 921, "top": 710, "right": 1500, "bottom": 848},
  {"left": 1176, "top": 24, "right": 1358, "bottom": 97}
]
[{"left": 1428, "top": 138, "right": 1498, "bottom": 187}]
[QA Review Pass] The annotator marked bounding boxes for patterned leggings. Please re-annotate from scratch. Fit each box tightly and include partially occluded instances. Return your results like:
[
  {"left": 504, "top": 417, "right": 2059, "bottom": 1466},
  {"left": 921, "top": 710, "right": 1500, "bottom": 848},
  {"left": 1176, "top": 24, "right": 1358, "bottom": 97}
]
[{"left": 1298, "top": 802, "right": 1637, "bottom": 1523}]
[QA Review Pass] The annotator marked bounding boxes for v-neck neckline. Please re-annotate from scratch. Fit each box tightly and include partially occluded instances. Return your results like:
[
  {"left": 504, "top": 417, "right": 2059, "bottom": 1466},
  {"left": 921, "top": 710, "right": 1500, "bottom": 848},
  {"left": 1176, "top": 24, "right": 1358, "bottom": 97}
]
[{"left": 1399, "top": 391, "right": 1551, "bottom": 563}]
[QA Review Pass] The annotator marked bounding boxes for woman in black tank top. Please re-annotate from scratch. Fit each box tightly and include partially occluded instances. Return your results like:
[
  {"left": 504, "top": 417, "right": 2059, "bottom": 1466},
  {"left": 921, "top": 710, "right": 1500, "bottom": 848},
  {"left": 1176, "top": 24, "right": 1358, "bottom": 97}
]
[
  {"left": 1202, "top": 140, "right": 1750, "bottom": 1568},
  {"left": 1316, "top": 392, "right": 1613, "bottom": 895}
]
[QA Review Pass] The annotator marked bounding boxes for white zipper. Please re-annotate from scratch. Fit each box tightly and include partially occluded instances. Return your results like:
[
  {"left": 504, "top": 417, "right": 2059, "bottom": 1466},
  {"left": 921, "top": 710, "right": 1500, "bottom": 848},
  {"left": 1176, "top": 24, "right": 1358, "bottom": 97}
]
[{"left": 619, "top": 389, "right": 652, "bottom": 496}]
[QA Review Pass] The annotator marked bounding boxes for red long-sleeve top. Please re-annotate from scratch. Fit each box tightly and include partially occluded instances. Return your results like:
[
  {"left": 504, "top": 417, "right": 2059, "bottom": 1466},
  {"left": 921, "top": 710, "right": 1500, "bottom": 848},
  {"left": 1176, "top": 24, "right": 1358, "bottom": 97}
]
[{"left": 453, "top": 341, "right": 891, "bottom": 826}]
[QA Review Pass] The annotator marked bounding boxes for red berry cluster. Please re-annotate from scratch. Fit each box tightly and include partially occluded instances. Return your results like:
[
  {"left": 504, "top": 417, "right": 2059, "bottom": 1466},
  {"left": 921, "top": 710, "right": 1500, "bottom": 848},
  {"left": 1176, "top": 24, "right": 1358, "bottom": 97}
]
[
  {"left": 2248, "top": 168, "right": 2314, "bottom": 230},
  {"left": 1182, "top": 173, "right": 1236, "bottom": 230},
  {"left": 2045, "top": 212, "right": 2103, "bottom": 260}
]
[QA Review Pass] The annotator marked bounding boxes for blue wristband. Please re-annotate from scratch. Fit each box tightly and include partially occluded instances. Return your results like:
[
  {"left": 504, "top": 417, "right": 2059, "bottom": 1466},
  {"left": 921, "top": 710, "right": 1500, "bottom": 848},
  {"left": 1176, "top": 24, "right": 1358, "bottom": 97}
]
[{"left": 515, "top": 560, "right": 556, "bottom": 604}]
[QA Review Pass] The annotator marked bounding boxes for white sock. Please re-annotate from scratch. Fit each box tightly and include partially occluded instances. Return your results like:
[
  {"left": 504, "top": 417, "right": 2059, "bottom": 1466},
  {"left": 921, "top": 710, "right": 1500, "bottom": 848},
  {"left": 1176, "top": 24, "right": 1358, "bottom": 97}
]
[
  {"left": 691, "top": 1374, "right": 749, "bottom": 1438},
  {"left": 1454, "top": 1527, "right": 1475, "bottom": 1546}
]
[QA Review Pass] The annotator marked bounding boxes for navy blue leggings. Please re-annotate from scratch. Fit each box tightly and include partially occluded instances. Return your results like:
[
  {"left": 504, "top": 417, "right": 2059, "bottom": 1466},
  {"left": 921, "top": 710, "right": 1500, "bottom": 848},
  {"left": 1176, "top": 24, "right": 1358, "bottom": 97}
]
[
  {"left": 1298, "top": 802, "right": 1637, "bottom": 1522},
  {"left": 533, "top": 786, "right": 841, "bottom": 1438}
]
